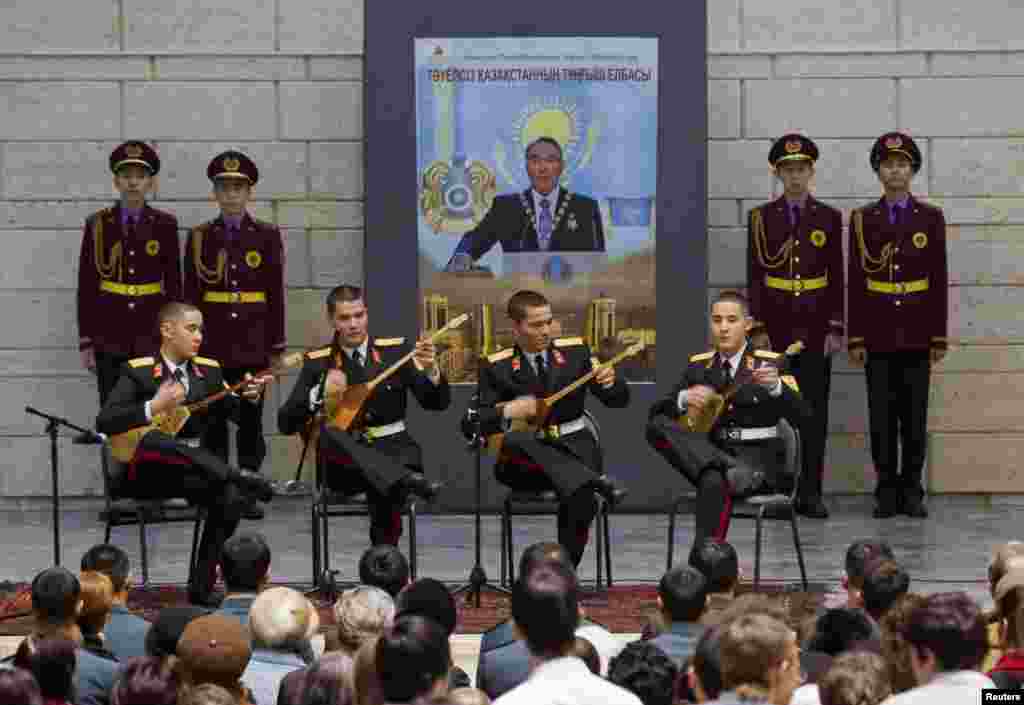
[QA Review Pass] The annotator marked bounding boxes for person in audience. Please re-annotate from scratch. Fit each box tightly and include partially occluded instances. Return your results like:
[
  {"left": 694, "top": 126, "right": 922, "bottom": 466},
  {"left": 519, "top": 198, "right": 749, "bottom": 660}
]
[
  {"left": 13, "top": 637, "right": 76, "bottom": 705},
  {"left": 569, "top": 637, "right": 600, "bottom": 675},
  {"left": 357, "top": 546, "right": 410, "bottom": 599},
  {"left": 705, "top": 613, "right": 801, "bottom": 705},
  {"left": 394, "top": 578, "right": 470, "bottom": 689},
  {"left": 842, "top": 540, "right": 894, "bottom": 610},
  {"left": 78, "top": 571, "right": 117, "bottom": 660},
  {"left": 984, "top": 541, "right": 1024, "bottom": 671},
  {"left": 180, "top": 684, "right": 240, "bottom": 705},
  {"left": 177, "top": 615, "right": 255, "bottom": 704},
  {"left": 879, "top": 593, "right": 926, "bottom": 695},
  {"left": 110, "top": 656, "right": 181, "bottom": 705},
  {"left": 688, "top": 625, "right": 724, "bottom": 703},
  {"left": 353, "top": 639, "right": 384, "bottom": 705},
  {"left": 0, "top": 668, "right": 43, "bottom": 705},
  {"left": 332, "top": 586, "right": 394, "bottom": 657},
  {"left": 690, "top": 540, "right": 739, "bottom": 623},
  {"left": 861, "top": 559, "right": 910, "bottom": 624},
  {"left": 817, "top": 651, "right": 891, "bottom": 705},
  {"left": 806, "top": 608, "right": 879, "bottom": 656},
  {"left": 27, "top": 567, "right": 119, "bottom": 705},
  {"left": 884, "top": 592, "right": 993, "bottom": 703},
  {"left": 607, "top": 641, "right": 678, "bottom": 705},
  {"left": 217, "top": 532, "right": 272, "bottom": 625},
  {"left": 644, "top": 565, "right": 708, "bottom": 668},
  {"left": 244, "top": 587, "right": 319, "bottom": 705},
  {"left": 277, "top": 651, "right": 354, "bottom": 705},
  {"left": 988, "top": 566, "right": 1024, "bottom": 688},
  {"left": 447, "top": 688, "right": 492, "bottom": 705},
  {"left": 145, "top": 606, "right": 211, "bottom": 660},
  {"left": 493, "top": 562, "right": 641, "bottom": 705},
  {"left": 80, "top": 544, "right": 150, "bottom": 662},
  {"left": 375, "top": 615, "right": 451, "bottom": 704}
]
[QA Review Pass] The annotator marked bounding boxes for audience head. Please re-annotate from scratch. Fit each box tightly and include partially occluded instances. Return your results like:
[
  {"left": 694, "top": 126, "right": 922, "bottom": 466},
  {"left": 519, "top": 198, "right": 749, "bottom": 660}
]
[
  {"left": 862, "top": 560, "right": 910, "bottom": 621},
  {"left": 658, "top": 565, "right": 709, "bottom": 623},
  {"left": 30, "top": 567, "right": 81, "bottom": 629},
  {"left": 0, "top": 668, "right": 42, "bottom": 705},
  {"left": 298, "top": 651, "right": 355, "bottom": 705},
  {"left": 901, "top": 592, "right": 986, "bottom": 684},
  {"left": 878, "top": 593, "right": 926, "bottom": 694},
  {"left": 690, "top": 624, "right": 724, "bottom": 703},
  {"left": 989, "top": 541, "right": 1024, "bottom": 596},
  {"left": 111, "top": 656, "right": 181, "bottom": 705},
  {"left": 177, "top": 684, "right": 237, "bottom": 705},
  {"left": 806, "top": 608, "right": 877, "bottom": 657},
  {"left": 395, "top": 578, "right": 457, "bottom": 637},
  {"left": 13, "top": 636, "right": 76, "bottom": 702},
  {"left": 844, "top": 541, "right": 895, "bottom": 607},
  {"left": 77, "top": 570, "right": 115, "bottom": 636},
  {"left": 689, "top": 540, "right": 739, "bottom": 594},
  {"left": 145, "top": 606, "right": 210, "bottom": 659},
  {"left": 818, "top": 651, "right": 892, "bottom": 705},
  {"left": 220, "top": 532, "right": 271, "bottom": 593},
  {"left": 720, "top": 613, "right": 801, "bottom": 705},
  {"left": 702, "top": 592, "right": 790, "bottom": 629},
  {"left": 995, "top": 567, "right": 1024, "bottom": 650},
  {"left": 249, "top": 587, "right": 319, "bottom": 652},
  {"left": 607, "top": 641, "right": 679, "bottom": 705},
  {"left": 374, "top": 615, "right": 451, "bottom": 703},
  {"left": 569, "top": 636, "right": 601, "bottom": 675},
  {"left": 358, "top": 546, "right": 410, "bottom": 598},
  {"left": 518, "top": 541, "right": 573, "bottom": 578},
  {"left": 80, "top": 544, "right": 132, "bottom": 597},
  {"left": 447, "top": 688, "right": 491, "bottom": 705},
  {"left": 333, "top": 586, "right": 395, "bottom": 654},
  {"left": 511, "top": 561, "right": 579, "bottom": 659},
  {"left": 176, "top": 615, "right": 252, "bottom": 693}
]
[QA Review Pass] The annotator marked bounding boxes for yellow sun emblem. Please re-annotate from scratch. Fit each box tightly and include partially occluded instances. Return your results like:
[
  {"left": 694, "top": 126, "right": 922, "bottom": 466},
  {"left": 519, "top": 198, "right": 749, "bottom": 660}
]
[
  {"left": 145, "top": 239, "right": 160, "bottom": 256},
  {"left": 245, "top": 250, "right": 262, "bottom": 268},
  {"left": 810, "top": 230, "right": 827, "bottom": 248},
  {"left": 912, "top": 232, "right": 928, "bottom": 249},
  {"left": 224, "top": 157, "right": 241, "bottom": 172}
]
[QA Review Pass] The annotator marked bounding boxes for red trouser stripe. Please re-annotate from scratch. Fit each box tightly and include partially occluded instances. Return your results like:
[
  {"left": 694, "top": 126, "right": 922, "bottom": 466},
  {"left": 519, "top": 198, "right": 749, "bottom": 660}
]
[
  {"left": 714, "top": 481, "right": 733, "bottom": 540},
  {"left": 128, "top": 450, "right": 191, "bottom": 482}
]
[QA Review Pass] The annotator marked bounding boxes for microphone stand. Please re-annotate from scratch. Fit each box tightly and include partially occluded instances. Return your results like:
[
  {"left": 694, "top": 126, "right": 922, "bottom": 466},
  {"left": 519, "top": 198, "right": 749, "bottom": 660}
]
[
  {"left": 24, "top": 407, "right": 105, "bottom": 566},
  {"left": 452, "top": 369, "right": 512, "bottom": 608}
]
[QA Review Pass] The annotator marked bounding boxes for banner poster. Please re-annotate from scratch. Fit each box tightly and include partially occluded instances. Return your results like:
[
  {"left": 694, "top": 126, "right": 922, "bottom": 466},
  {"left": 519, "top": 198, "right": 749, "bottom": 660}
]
[{"left": 415, "top": 36, "right": 658, "bottom": 383}]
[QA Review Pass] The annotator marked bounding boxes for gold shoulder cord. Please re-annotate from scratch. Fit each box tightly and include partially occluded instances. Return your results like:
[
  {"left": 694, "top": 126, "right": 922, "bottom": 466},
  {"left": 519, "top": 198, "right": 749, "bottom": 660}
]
[
  {"left": 93, "top": 211, "right": 123, "bottom": 280},
  {"left": 751, "top": 208, "right": 792, "bottom": 269},
  {"left": 852, "top": 209, "right": 891, "bottom": 274},
  {"left": 191, "top": 225, "right": 226, "bottom": 285}
]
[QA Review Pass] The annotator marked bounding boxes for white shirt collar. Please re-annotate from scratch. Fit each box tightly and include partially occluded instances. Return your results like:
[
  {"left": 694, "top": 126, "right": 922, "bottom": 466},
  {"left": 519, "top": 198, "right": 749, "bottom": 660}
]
[
  {"left": 161, "top": 354, "right": 188, "bottom": 377},
  {"left": 342, "top": 338, "right": 370, "bottom": 361},
  {"left": 532, "top": 186, "right": 561, "bottom": 219}
]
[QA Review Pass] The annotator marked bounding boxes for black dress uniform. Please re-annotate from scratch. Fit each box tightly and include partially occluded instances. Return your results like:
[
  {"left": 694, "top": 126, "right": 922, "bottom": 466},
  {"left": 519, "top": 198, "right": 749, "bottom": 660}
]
[
  {"left": 184, "top": 152, "right": 286, "bottom": 479},
  {"left": 646, "top": 345, "right": 807, "bottom": 560},
  {"left": 848, "top": 133, "right": 948, "bottom": 518},
  {"left": 278, "top": 336, "right": 451, "bottom": 545},
  {"left": 77, "top": 142, "right": 181, "bottom": 405},
  {"left": 747, "top": 134, "right": 844, "bottom": 517},
  {"left": 476, "top": 337, "right": 630, "bottom": 567},
  {"left": 96, "top": 354, "right": 273, "bottom": 604}
]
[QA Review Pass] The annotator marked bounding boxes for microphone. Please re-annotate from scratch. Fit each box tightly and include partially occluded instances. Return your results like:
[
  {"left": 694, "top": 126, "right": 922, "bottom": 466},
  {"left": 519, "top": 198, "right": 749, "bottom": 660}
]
[{"left": 72, "top": 430, "right": 107, "bottom": 445}]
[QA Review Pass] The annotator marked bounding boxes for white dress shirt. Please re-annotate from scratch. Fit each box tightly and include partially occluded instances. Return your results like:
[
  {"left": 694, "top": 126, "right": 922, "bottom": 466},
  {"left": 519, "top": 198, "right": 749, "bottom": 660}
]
[
  {"left": 308, "top": 340, "right": 368, "bottom": 410},
  {"left": 676, "top": 342, "right": 781, "bottom": 412},
  {"left": 494, "top": 656, "right": 642, "bottom": 705}
]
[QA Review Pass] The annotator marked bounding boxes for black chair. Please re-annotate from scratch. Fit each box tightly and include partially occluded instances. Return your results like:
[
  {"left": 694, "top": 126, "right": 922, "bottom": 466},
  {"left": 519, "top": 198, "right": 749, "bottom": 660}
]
[
  {"left": 98, "top": 441, "right": 204, "bottom": 587},
  {"left": 665, "top": 418, "right": 808, "bottom": 590},
  {"left": 498, "top": 410, "right": 613, "bottom": 589}
]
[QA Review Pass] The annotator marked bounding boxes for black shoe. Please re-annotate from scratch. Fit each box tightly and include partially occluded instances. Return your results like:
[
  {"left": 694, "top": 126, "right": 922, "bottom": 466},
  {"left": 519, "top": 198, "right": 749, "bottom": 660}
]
[
  {"left": 795, "top": 497, "right": 829, "bottom": 519},
  {"left": 903, "top": 496, "right": 929, "bottom": 519},
  {"left": 872, "top": 502, "right": 899, "bottom": 519},
  {"left": 187, "top": 590, "right": 223, "bottom": 608},
  {"left": 593, "top": 475, "right": 628, "bottom": 507},
  {"left": 241, "top": 499, "right": 265, "bottom": 521},
  {"left": 399, "top": 473, "right": 443, "bottom": 501},
  {"left": 235, "top": 470, "right": 274, "bottom": 503}
]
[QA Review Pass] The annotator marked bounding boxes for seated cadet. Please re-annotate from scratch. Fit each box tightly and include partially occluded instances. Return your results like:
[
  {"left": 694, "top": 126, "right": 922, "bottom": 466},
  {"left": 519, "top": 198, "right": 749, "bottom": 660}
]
[
  {"left": 96, "top": 301, "right": 275, "bottom": 607},
  {"left": 475, "top": 289, "right": 628, "bottom": 568},
  {"left": 277, "top": 284, "right": 449, "bottom": 547},
  {"left": 646, "top": 290, "right": 807, "bottom": 564}
]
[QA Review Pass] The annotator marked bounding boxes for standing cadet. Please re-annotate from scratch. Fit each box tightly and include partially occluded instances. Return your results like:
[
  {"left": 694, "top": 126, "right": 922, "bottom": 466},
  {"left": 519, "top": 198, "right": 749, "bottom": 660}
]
[
  {"left": 77, "top": 141, "right": 181, "bottom": 415},
  {"left": 184, "top": 151, "right": 286, "bottom": 519},
  {"left": 848, "top": 133, "right": 948, "bottom": 519},
  {"left": 746, "top": 134, "right": 844, "bottom": 519}
]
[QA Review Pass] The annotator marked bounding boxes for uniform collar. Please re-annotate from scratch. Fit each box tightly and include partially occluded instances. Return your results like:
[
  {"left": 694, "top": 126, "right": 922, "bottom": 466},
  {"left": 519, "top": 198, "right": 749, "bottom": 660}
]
[
  {"left": 718, "top": 342, "right": 748, "bottom": 371},
  {"left": 341, "top": 338, "right": 370, "bottom": 361}
]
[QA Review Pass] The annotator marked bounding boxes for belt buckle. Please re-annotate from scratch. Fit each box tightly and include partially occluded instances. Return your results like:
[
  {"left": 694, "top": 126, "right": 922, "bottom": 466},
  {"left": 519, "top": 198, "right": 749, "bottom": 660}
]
[
  {"left": 894, "top": 282, "right": 904, "bottom": 294},
  {"left": 726, "top": 428, "right": 741, "bottom": 441},
  {"left": 230, "top": 292, "right": 241, "bottom": 303},
  {"left": 127, "top": 285, "right": 137, "bottom": 296},
  {"left": 792, "top": 280, "right": 803, "bottom": 292}
]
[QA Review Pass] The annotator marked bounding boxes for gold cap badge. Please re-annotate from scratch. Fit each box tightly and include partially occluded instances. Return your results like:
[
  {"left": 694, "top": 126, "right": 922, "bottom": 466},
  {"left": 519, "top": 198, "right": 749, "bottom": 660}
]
[
  {"left": 912, "top": 232, "right": 928, "bottom": 249},
  {"left": 224, "top": 157, "right": 240, "bottom": 172},
  {"left": 785, "top": 140, "right": 802, "bottom": 154}
]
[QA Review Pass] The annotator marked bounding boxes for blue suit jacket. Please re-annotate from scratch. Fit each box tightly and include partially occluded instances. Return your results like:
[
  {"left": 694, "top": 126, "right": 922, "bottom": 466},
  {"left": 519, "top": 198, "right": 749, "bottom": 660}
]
[
  {"left": 646, "top": 621, "right": 705, "bottom": 667},
  {"left": 75, "top": 646, "right": 121, "bottom": 705}
]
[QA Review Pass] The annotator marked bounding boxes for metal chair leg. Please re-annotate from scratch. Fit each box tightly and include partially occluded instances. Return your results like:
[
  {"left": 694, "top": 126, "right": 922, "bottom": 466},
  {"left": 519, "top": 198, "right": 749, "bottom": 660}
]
[
  {"left": 754, "top": 506, "right": 765, "bottom": 591},
  {"left": 504, "top": 499, "right": 514, "bottom": 586},
  {"left": 311, "top": 499, "right": 321, "bottom": 587},
  {"left": 666, "top": 500, "right": 677, "bottom": 572},
  {"left": 408, "top": 502, "right": 418, "bottom": 581},
  {"left": 138, "top": 512, "right": 149, "bottom": 587},
  {"left": 187, "top": 513, "right": 202, "bottom": 589},
  {"left": 104, "top": 519, "right": 112, "bottom": 544},
  {"left": 499, "top": 509, "right": 508, "bottom": 587},
  {"left": 603, "top": 501, "right": 612, "bottom": 587},
  {"left": 322, "top": 501, "right": 331, "bottom": 576},
  {"left": 595, "top": 498, "right": 603, "bottom": 588},
  {"left": 790, "top": 510, "right": 809, "bottom": 590}
]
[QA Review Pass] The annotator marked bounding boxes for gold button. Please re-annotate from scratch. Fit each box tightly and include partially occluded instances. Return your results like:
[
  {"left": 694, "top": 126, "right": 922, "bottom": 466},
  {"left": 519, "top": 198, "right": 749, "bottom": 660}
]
[
  {"left": 894, "top": 264, "right": 900, "bottom": 271},
  {"left": 894, "top": 247, "right": 900, "bottom": 253},
  {"left": 232, "top": 264, "right": 238, "bottom": 270},
  {"left": 795, "top": 274, "right": 801, "bottom": 279},
  {"left": 128, "top": 268, "right": 135, "bottom": 274},
  {"left": 128, "top": 302, "right": 135, "bottom": 309},
  {"left": 232, "top": 280, "right": 238, "bottom": 286},
  {"left": 128, "top": 250, "right": 135, "bottom": 256},
  {"left": 795, "top": 292, "right": 801, "bottom": 297},
  {"left": 895, "top": 300, "right": 902, "bottom": 306},
  {"left": 794, "top": 240, "right": 800, "bottom": 246},
  {"left": 231, "top": 312, "right": 239, "bottom": 319}
]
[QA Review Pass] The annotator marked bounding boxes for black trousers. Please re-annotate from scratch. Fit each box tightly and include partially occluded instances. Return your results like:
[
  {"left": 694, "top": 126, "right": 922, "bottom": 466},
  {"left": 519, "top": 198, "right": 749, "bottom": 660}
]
[
  {"left": 113, "top": 431, "right": 247, "bottom": 598},
  {"left": 495, "top": 431, "right": 602, "bottom": 568},
  {"left": 787, "top": 351, "right": 832, "bottom": 500},
  {"left": 318, "top": 427, "right": 418, "bottom": 546},
  {"left": 864, "top": 351, "right": 931, "bottom": 503},
  {"left": 208, "top": 365, "right": 267, "bottom": 473},
  {"left": 95, "top": 352, "right": 132, "bottom": 407}
]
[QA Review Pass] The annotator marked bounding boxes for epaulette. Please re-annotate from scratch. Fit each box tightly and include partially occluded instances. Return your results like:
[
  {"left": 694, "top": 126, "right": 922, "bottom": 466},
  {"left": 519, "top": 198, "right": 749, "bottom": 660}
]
[
  {"left": 689, "top": 351, "right": 714, "bottom": 363},
  {"left": 754, "top": 350, "right": 781, "bottom": 360},
  {"left": 488, "top": 348, "right": 514, "bottom": 363},
  {"left": 192, "top": 356, "right": 220, "bottom": 368},
  {"left": 375, "top": 337, "right": 405, "bottom": 346},
  {"left": 306, "top": 347, "right": 331, "bottom": 360},
  {"left": 128, "top": 356, "right": 155, "bottom": 368},
  {"left": 553, "top": 337, "right": 584, "bottom": 348},
  {"left": 785, "top": 341, "right": 805, "bottom": 356}
]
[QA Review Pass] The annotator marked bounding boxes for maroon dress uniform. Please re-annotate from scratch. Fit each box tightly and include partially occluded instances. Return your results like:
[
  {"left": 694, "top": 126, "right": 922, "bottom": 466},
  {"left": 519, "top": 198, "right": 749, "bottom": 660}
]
[
  {"left": 746, "top": 134, "right": 844, "bottom": 514},
  {"left": 183, "top": 151, "right": 286, "bottom": 475},
  {"left": 77, "top": 142, "right": 181, "bottom": 405},
  {"left": 848, "top": 133, "right": 948, "bottom": 516}
]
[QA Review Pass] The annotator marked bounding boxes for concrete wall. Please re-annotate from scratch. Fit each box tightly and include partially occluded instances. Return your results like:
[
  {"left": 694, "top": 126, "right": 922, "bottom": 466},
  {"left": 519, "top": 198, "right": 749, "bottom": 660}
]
[{"left": 2, "top": 0, "right": 1023, "bottom": 496}]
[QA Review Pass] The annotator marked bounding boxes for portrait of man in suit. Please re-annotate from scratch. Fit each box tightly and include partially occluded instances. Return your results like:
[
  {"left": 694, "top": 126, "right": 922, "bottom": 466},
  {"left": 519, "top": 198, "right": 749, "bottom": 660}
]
[{"left": 446, "top": 137, "right": 606, "bottom": 271}]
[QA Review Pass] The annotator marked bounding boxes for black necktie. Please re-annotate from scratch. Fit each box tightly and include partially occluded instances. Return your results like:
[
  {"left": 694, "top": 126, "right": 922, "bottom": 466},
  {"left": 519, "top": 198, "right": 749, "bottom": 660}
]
[
  {"left": 173, "top": 367, "right": 188, "bottom": 395},
  {"left": 535, "top": 354, "right": 549, "bottom": 391},
  {"left": 350, "top": 350, "right": 366, "bottom": 384},
  {"left": 722, "top": 358, "right": 732, "bottom": 382}
]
